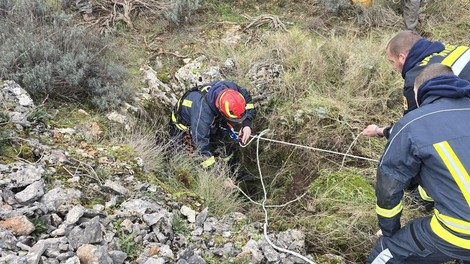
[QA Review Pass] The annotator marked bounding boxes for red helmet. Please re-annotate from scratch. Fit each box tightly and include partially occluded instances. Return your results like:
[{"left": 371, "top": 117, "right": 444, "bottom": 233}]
[{"left": 215, "top": 89, "right": 246, "bottom": 122}]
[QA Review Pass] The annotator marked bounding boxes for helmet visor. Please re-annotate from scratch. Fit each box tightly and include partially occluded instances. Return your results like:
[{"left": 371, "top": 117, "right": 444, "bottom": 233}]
[{"left": 225, "top": 112, "right": 247, "bottom": 123}]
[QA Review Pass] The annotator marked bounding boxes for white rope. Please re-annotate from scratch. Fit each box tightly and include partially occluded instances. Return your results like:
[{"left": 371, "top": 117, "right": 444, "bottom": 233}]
[
  {"left": 234, "top": 185, "right": 307, "bottom": 208},
  {"left": 240, "top": 129, "right": 378, "bottom": 163},
  {"left": 231, "top": 129, "right": 379, "bottom": 263},
  {"left": 253, "top": 130, "right": 316, "bottom": 264},
  {"left": 340, "top": 132, "right": 365, "bottom": 170}
]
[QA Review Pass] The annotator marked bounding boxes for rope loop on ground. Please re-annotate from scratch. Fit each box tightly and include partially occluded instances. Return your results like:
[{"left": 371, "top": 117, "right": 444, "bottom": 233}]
[{"left": 233, "top": 129, "right": 378, "bottom": 263}]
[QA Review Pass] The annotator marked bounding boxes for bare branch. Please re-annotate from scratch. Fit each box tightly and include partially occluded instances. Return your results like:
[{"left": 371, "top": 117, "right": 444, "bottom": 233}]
[
  {"left": 81, "top": 0, "right": 171, "bottom": 33},
  {"left": 242, "top": 14, "right": 288, "bottom": 32}
]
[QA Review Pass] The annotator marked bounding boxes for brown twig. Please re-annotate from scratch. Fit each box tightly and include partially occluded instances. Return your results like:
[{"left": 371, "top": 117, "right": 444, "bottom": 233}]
[
  {"left": 69, "top": 157, "right": 104, "bottom": 186},
  {"left": 242, "top": 14, "right": 288, "bottom": 32},
  {"left": 83, "top": 0, "right": 169, "bottom": 34},
  {"left": 8, "top": 155, "right": 33, "bottom": 164}
]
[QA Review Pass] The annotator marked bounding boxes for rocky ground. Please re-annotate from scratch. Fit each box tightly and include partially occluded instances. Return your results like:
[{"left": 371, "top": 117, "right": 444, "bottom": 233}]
[{"left": 0, "top": 56, "right": 313, "bottom": 264}]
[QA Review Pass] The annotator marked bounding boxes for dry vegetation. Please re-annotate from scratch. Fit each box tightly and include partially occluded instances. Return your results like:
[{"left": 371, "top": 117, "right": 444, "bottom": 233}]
[
  {"left": 138, "top": 0, "right": 470, "bottom": 262},
  {"left": 3, "top": 0, "right": 469, "bottom": 263},
  {"left": 100, "top": 0, "right": 470, "bottom": 262}
]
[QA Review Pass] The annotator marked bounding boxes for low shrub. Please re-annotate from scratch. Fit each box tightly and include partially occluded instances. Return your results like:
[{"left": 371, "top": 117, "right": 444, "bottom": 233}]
[{"left": 0, "top": 0, "right": 132, "bottom": 111}]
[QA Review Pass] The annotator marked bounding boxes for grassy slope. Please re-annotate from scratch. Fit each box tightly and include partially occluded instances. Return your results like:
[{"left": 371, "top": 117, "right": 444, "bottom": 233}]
[
  {"left": 116, "top": 0, "right": 469, "bottom": 263},
  {"left": 48, "top": 0, "right": 468, "bottom": 263}
]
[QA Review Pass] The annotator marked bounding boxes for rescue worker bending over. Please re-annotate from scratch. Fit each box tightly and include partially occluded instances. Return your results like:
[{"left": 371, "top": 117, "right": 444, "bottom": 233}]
[
  {"left": 171, "top": 80, "right": 255, "bottom": 168},
  {"left": 363, "top": 30, "right": 470, "bottom": 138},
  {"left": 362, "top": 30, "right": 470, "bottom": 209},
  {"left": 367, "top": 64, "right": 470, "bottom": 264}
]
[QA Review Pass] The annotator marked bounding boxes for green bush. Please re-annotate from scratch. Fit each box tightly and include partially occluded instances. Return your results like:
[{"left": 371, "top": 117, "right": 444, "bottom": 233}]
[{"left": 0, "top": 0, "right": 132, "bottom": 111}]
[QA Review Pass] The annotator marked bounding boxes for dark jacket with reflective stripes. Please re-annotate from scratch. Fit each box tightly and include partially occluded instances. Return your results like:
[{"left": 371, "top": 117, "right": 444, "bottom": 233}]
[
  {"left": 384, "top": 39, "right": 470, "bottom": 138},
  {"left": 402, "top": 39, "right": 470, "bottom": 115},
  {"left": 177, "top": 80, "right": 254, "bottom": 157},
  {"left": 376, "top": 75, "right": 470, "bottom": 246}
]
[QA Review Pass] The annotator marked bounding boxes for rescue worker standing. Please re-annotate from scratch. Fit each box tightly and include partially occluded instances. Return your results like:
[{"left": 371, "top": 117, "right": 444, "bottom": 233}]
[
  {"left": 171, "top": 80, "right": 254, "bottom": 168},
  {"left": 367, "top": 64, "right": 470, "bottom": 263},
  {"left": 402, "top": 0, "right": 421, "bottom": 31}
]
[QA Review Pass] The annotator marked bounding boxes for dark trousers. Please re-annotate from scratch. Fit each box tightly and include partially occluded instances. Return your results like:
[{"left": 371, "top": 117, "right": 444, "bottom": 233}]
[
  {"left": 367, "top": 217, "right": 470, "bottom": 264},
  {"left": 169, "top": 123, "right": 238, "bottom": 167}
]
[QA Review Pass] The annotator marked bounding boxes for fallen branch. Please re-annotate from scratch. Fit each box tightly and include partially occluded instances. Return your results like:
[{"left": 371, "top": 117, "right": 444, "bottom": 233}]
[
  {"left": 242, "top": 14, "right": 288, "bottom": 32},
  {"left": 82, "top": 0, "right": 170, "bottom": 33}
]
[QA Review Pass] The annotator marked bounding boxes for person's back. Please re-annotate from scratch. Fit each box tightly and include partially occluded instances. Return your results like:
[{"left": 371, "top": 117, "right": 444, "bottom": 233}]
[
  {"left": 367, "top": 64, "right": 470, "bottom": 263},
  {"left": 400, "top": 34, "right": 470, "bottom": 114},
  {"left": 391, "top": 75, "right": 470, "bottom": 225},
  {"left": 171, "top": 80, "right": 255, "bottom": 167}
]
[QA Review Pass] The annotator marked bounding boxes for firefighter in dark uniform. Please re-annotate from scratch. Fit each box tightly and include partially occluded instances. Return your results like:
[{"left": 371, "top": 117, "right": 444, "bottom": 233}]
[
  {"left": 363, "top": 30, "right": 470, "bottom": 138},
  {"left": 363, "top": 31, "right": 470, "bottom": 207},
  {"left": 367, "top": 64, "right": 470, "bottom": 264},
  {"left": 171, "top": 80, "right": 254, "bottom": 168}
]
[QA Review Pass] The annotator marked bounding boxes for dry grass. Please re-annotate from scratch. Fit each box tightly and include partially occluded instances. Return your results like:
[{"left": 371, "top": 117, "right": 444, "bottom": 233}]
[
  {"left": 360, "top": 3, "right": 402, "bottom": 29},
  {"left": 420, "top": 0, "right": 470, "bottom": 44},
  {"left": 108, "top": 119, "right": 246, "bottom": 216},
  {"left": 107, "top": 0, "right": 470, "bottom": 262},
  {"left": 107, "top": 118, "right": 170, "bottom": 172},
  {"left": 162, "top": 151, "right": 247, "bottom": 216},
  {"left": 193, "top": 163, "right": 247, "bottom": 216}
]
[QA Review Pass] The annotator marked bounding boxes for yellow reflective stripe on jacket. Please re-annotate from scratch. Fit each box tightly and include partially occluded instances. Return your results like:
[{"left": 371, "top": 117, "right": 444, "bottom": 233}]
[
  {"left": 441, "top": 46, "right": 469, "bottom": 68},
  {"left": 376, "top": 201, "right": 403, "bottom": 218},
  {"left": 182, "top": 99, "right": 192, "bottom": 108},
  {"left": 171, "top": 112, "right": 187, "bottom": 131},
  {"left": 200, "top": 86, "right": 211, "bottom": 92},
  {"left": 200, "top": 156, "right": 215, "bottom": 168},
  {"left": 434, "top": 209, "right": 470, "bottom": 235},
  {"left": 430, "top": 216, "right": 470, "bottom": 249},
  {"left": 246, "top": 103, "right": 254, "bottom": 110},
  {"left": 418, "top": 185, "right": 434, "bottom": 202},
  {"left": 450, "top": 47, "right": 470, "bottom": 76},
  {"left": 434, "top": 141, "right": 470, "bottom": 206}
]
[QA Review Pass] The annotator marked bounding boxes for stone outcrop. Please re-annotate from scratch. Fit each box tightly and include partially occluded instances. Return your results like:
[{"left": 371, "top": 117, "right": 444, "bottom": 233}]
[{"left": 0, "top": 81, "right": 314, "bottom": 263}]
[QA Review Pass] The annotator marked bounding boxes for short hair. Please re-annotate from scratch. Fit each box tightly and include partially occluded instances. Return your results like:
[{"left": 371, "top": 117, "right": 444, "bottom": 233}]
[
  {"left": 386, "top": 31, "right": 422, "bottom": 57},
  {"left": 414, "top": 63, "right": 454, "bottom": 89}
]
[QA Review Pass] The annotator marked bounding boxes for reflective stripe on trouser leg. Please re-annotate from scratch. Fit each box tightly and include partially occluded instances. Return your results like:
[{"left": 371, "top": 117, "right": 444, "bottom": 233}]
[
  {"left": 366, "top": 217, "right": 454, "bottom": 264},
  {"left": 430, "top": 216, "right": 470, "bottom": 249}
]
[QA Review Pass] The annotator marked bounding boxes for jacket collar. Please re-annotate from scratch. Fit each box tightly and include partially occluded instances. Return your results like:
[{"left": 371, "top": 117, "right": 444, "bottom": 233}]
[
  {"left": 417, "top": 74, "right": 470, "bottom": 106},
  {"left": 402, "top": 39, "right": 445, "bottom": 78}
]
